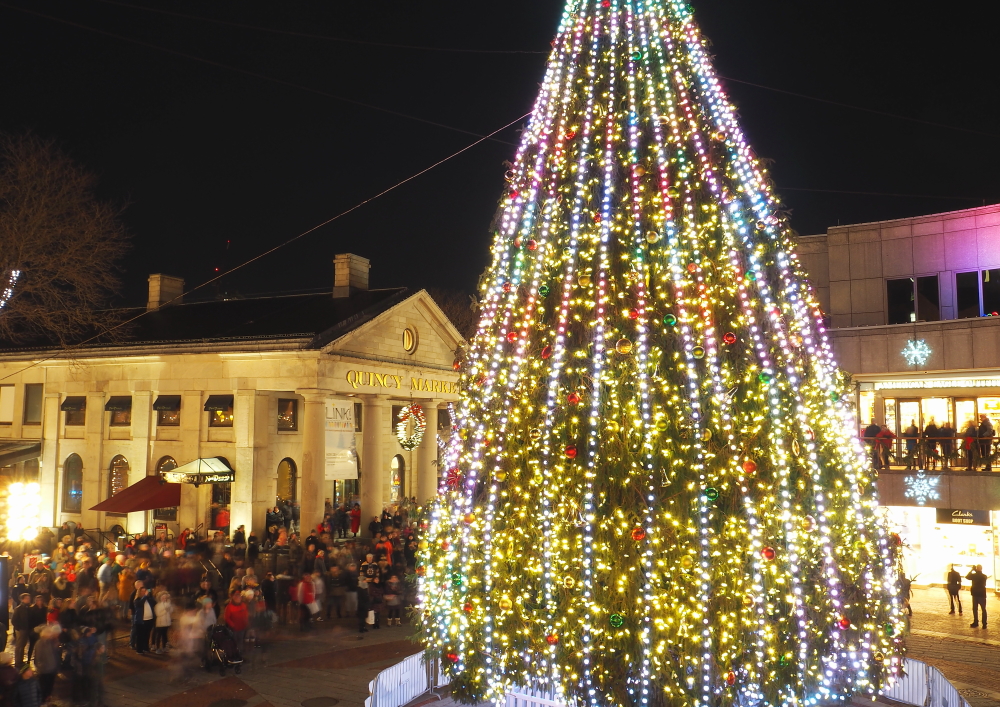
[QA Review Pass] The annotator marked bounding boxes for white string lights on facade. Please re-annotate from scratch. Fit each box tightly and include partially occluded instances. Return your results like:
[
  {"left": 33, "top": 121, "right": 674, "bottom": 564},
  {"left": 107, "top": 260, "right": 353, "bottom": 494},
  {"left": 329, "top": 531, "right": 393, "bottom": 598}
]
[{"left": 416, "top": 1, "right": 905, "bottom": 706}]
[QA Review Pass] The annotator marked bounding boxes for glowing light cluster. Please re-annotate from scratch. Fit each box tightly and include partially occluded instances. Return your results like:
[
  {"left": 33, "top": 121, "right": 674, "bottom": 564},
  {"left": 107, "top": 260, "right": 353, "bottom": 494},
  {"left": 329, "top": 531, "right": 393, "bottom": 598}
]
[
  {"left": 901, "top": 339, "right": 931, "bottom": 366},
  {"left": 3, "top": 482, "right": 41, "bottom": 542},
  {"left": 417, "top": 1, "right": 906, "bottom": 706},
  {"left": 0, "top": 270, "right": 21, "bottom": 311}
]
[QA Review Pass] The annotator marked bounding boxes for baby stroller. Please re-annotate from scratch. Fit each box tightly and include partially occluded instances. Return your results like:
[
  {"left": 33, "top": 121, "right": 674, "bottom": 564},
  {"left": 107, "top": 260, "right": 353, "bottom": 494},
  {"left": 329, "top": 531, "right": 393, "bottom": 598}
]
[{"left": 204, "top": 625, "right": 244, "bottom": 676}]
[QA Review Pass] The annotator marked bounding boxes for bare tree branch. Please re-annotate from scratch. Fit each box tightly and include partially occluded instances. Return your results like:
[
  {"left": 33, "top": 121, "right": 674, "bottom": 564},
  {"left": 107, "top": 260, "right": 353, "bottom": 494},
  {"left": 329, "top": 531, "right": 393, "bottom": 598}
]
[{"left": 0, "top": 132, "right": 130, "bottom": 345}]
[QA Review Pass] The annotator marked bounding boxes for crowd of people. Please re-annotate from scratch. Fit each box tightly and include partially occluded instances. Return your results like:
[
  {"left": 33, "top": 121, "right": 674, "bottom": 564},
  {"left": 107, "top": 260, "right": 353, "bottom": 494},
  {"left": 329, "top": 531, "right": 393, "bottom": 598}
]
[
  {"left": 0, "top": 499, "right": 424, "bottom": 706},
  {"left": 863, "top": 414, "right": 995, "bottom": 470}
]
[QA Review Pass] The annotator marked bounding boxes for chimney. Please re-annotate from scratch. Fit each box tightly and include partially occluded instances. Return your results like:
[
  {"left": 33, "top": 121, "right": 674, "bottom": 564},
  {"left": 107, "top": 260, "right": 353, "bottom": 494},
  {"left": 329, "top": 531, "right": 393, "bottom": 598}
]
[
  {"left": 147, "top": 274, "right": 185, "bottom": 311},
  {"left": 333, "top": 254, "right": 370, "bottom": 298}
]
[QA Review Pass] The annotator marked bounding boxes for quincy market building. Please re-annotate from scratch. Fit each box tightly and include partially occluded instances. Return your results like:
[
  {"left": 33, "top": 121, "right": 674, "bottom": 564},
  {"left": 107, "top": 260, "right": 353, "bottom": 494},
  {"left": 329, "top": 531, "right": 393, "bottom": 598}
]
[
  {"left": 798, "top": 204, "right": 1000, "bottom": 590},
  {"left": 0, "top": 254, "right": 461, "bottom": 540}
]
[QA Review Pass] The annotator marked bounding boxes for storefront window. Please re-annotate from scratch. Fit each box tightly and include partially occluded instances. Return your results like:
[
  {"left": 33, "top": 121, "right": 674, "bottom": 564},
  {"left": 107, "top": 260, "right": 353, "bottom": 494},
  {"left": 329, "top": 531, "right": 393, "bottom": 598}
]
[
  {"left": 883, "top": 399, "right": 897, "bottom": 435},
  {"left": 276, "top": 458, "right": 296, "bottom": 506},
  {"left": 956, "top": 400, "right": 977, "bottom": 432},
  {"left": 858, "top": 391, "right": 876, "bottom": 427},
  {"left": 154, "top": 456, "right": 178, "bottom": 521},
  {"left": 957, "top": 271, "right": 981, "bottom": 318},
  {"left": 978, "top": 398, "right": 1000, "bottom": 429},
  {"left": 62, "top": 454, "right": 83, "bottom": 514},
  {"left": 106, "top": 455, "right": 129, "bottom": 517},
  {"left": 210, "top": 483, "right": 231, "bottom": 531},
  {"left": 922, "top": 398, "right": 951, "bottom": 428},
  {"left": 390, "top": 454, "right": 405, "bottom": 501},
  {"left": 277, "top": 399, "right": 298, "bottom": 431}
]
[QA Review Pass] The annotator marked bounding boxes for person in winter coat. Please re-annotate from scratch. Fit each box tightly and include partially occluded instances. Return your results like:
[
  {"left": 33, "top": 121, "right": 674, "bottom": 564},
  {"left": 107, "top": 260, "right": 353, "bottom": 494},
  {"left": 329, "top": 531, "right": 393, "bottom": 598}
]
[
  {"left": 967, "top": 564, "right": 989, "bottom": 628},
  {"left": 10, "top": 665, "right": 43, "bottom": 707},
  {"left": 947, "top": 564, "right": 963, "bottom": 615},
  {"left": 311, "top": 572, "right": 325, "bottom": 622},
  {"left": 130, "top": 585, "right": 156, "bottom": 654},
  {"left": 356, "top": 573, "right": 370, "bottom": 634},
  {"left": 367, "top": 574, "right": 384, "bottom": 630},
  {"left": 223, "top": 591, "right": 249, "bottom": 653},
  {"left": 32, "top": 625, "right": 60, "bottom": 703},
  {"left": 292, "top": 574, "right": 315, "bottom": 630},
  {"left": 327, "top": 565, "right": 347, "bottom": 619},
  {"left": 153, "top": 591, "right": 173, "bottom": 653},
  {"left": 875, "top": 425, "right": 895, "bottom": 469},
  {"left": 963, "top": 420, "right": 980, "bottom": 470},
  {"left": 978, "top": 414, "right": 995, "bottom": 471},
  {"left": 901, "top": 422, "right": 919, "bottom": 469},
  {"left": 349, "top": 504, "right": 361, "bottom": 537},
  {"left": 384, "top": 575, "right": 404, "bottom": 626}
]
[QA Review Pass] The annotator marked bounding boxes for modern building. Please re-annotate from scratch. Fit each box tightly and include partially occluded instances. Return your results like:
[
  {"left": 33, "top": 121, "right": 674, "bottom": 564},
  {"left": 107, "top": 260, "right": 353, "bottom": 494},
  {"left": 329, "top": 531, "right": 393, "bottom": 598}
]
[
  {"left": 0, "top": 254, "right": 462, "bottom": 540},
  {"left": 798, "top": 203, "right": 1000, "bottom": 589}
]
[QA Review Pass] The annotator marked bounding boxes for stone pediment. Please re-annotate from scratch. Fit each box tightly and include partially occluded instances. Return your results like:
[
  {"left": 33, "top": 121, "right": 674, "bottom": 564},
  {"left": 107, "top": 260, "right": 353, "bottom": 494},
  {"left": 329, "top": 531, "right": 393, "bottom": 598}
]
[{"left": 322, "top": 289, "right": 465, "bottom": 370}]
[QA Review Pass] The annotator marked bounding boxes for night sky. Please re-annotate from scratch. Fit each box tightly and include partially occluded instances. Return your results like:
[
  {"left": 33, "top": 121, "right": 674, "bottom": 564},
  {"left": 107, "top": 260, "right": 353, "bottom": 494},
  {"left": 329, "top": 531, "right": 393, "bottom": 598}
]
[{"left": 2, "top": 1, "right": 999, "bottom": 306}]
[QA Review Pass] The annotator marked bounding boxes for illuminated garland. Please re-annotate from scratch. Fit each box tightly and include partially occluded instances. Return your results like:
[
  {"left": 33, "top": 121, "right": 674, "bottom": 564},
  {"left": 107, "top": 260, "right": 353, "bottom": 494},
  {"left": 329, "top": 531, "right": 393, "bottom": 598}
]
[
  {"left": 417, "top": 1, "right": 905, "bottom": 706},
  {"left": 396, "top": 403, "right": 427, "bottom": 450},
  {"left": 0, "top": 270, "right": 21, "bottom": 311}
]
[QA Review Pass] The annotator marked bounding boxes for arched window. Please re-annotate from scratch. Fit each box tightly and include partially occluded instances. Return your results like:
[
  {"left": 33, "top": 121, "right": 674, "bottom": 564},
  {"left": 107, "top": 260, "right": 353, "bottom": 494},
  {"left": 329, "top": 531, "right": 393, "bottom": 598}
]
[
  {"left": 107, "top": 455, "right": 129, "bottom": 516},
  {"left": 276, "top": 458, "right": 296, "bottom": 506},
  {"left": 390, "top": 454, "right": 405, "bottom": 501},
  {"left": 62, "top": 454, "right": 83, "bottom": 514},
  {"left": 154, "top": 456, "right": 178, "bottom": 521}
]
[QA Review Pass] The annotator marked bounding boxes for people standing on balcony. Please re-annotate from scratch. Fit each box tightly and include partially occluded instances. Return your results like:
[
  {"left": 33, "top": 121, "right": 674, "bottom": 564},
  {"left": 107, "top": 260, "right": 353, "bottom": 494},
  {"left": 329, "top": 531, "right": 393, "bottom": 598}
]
[
  {"left": 923, "top": 418, "right": 940, "bottom": 469},
  {"left": 947, "top": 564, "right": 963, "bottom": 615},
  {"left": 966, "top": 564, "right": 988, "bottom": 628},
  {"left": 863, "top": 421, "right": 880, "bottom": 468},
  {"left": 978, "top": 414, "right": 994, "bottom": 471},
  {"left": 962, "top": 420, "right": 979, "bottom": 470},
  {"left": 902, "top": 422, "right": 919, "bottom": 470},
  {"left": 876, "top": 425, "right": 895, "bottom": 469},
  {"left": 940, "top": 421, "right": 955, "bottom": 468}
]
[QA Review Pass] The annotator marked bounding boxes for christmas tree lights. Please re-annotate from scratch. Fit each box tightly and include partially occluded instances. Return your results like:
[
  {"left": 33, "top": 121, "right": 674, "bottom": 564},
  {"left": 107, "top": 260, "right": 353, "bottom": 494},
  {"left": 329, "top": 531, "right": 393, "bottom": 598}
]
[{"left": 417, "top": 1, "right": 905, "bottom": 705}]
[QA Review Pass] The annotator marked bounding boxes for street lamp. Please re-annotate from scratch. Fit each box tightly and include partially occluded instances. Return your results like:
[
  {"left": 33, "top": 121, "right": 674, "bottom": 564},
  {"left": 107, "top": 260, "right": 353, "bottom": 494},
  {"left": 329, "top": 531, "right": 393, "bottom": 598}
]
[{"left": 2, "top": 481, "right": 41, "bottom": 542}]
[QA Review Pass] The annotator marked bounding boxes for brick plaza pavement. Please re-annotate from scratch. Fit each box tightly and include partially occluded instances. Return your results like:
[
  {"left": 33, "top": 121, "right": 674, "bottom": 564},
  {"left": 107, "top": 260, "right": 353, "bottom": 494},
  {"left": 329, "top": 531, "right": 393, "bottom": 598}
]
[
  {"left": 904, "top": 586, "right": 1000, "bottom": 707},
  {"left": 93, "top": 619, "right": 420, "bottom": 707}
]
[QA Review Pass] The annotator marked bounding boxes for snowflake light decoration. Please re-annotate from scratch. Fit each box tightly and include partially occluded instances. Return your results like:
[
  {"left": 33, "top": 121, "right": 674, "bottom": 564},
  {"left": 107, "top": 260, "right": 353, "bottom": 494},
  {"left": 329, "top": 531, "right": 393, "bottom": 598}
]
[
  {"left": 904, "top": 471, "right": 940, "bottom": 505},
  {"left": 902, "top": 339, "right": 931, "bottom": 366}
]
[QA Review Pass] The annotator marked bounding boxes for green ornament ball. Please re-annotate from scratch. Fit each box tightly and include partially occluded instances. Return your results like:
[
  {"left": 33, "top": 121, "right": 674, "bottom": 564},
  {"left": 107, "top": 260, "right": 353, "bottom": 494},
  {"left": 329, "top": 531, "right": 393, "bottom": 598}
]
[
  {"left": 630, "top": 50, "right": 642, "bottom": 61},
  {"left": 539, "top": 285, "right": 550, "bottom": 297},
  {"left": 746, "top": 271, "right": 758, "bottom": 282},
  {"left": 609, "top": 613, "right": 625, "bottom": 628},
  {"left": 884, "top": 622, "right": 894, "bottom": 636},
  {"left": 451, "top": 573, "right": 463, "bottom": 587},
  {"left": 663, "top": 313, "right": 677, "bottom": 326},
  {"left": 758, "top": 372, "right": 772, "bottom": 383},
  {"left": 704, "top": 487, "right": 720, "bottom": 501}
]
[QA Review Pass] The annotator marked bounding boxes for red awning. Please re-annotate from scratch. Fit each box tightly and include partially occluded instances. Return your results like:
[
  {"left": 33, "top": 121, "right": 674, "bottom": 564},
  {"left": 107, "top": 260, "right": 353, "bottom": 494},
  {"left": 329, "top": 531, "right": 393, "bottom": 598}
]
[{"left": 90, "top": 475, "right": 181, "bottom": 513}]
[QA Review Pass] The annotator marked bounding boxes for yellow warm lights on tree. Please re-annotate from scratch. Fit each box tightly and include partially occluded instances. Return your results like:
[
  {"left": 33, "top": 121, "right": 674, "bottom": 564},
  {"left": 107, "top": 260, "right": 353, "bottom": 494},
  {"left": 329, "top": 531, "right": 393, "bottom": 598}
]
[{"left": 417, "top": 1, "right": 906, "bottom": 706}]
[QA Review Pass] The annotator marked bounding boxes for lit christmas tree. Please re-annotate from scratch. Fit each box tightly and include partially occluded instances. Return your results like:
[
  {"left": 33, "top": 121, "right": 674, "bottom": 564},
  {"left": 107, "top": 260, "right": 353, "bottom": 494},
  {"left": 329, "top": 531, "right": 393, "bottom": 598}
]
[{"left": 417, "top": 1, "right": 906, "bottom": 705}]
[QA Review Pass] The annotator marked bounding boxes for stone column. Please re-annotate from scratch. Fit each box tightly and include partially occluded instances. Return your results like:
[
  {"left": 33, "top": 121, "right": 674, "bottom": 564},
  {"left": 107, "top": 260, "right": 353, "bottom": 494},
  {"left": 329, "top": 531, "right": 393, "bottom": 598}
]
[
  {"left": 415, "top": 402, "right": 440, "bottom": 504},
  {"left": 127, "top": 390, "right": 153, "bottom": 534},
  {"left": 297, "top": 389, "right": 330, "bottom": 536},
  {"left": 360, "top": 395, "right": 387, "bottom": 537},
  {"left": 40, "top": 394, "right": 60, "bottom": 528},
  {"left": 231, "top": 390, "right": 269, "bottom": 539}
]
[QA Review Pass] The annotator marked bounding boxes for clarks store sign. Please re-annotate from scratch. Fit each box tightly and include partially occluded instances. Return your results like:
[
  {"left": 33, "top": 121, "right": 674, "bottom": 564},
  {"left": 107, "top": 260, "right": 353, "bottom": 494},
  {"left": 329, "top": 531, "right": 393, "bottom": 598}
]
[{"left": 345, "top": 369, "right": 458, "bottom": 394}]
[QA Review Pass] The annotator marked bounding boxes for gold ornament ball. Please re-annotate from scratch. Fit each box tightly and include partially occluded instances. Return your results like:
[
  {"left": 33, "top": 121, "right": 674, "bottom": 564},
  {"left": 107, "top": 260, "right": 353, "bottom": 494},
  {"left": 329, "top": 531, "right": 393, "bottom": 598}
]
[
  {"left": 680, "top": 555, "right": 695, "bottom": 570},
  {"left": 495, "top": 470, "right": 508, "bottom": 482},
  {"left": 563, "top": 576, "right": 575, "bottom": 589},
  {"left": 615, "top": 338, "right": 633, "bottom": 355},
  {"left": 578, "top": 273, "right": 592, "bottom": 287},
  {"left": 646, "top": 231, "right": 659, "bottom": 243},
  {"left": 499, "top": 597, "right": 513, "bottom": 611},
  {"left": 700, "top": 428, "right": 712, "bottom": 441},
  {"left": 742, "top": 594, "right": 754, "bottom": 608},
  {"left": 655, "top": 419, "right": 668, "bottom": 432}
]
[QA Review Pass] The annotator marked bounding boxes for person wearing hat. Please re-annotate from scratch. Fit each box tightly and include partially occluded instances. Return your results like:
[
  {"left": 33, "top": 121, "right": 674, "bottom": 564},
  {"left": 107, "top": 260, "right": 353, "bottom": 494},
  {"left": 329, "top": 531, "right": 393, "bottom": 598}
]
[
  {"left": 10, "top": 664, "right": 42, "bottom": 707},
  {"left": 11, "top": 594, "right": 33, "bottom": 671}
]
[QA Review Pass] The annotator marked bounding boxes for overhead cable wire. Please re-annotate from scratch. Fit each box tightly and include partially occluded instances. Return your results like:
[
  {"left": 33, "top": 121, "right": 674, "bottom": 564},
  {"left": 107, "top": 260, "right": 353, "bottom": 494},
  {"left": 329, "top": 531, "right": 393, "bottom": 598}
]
[
  {"left": 0, "top": 2, "right": 518, "bottom": 145},
  {"left": 93, "top": 0, "right": 550, "bottom": 54},
  {"left": 0, "top": 111, "right": 531, "bottom": 380}
]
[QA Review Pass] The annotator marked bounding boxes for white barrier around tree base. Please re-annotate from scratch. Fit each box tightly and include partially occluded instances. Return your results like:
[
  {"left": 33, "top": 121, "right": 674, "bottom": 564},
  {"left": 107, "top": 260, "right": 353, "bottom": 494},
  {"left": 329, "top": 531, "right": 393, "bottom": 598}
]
[{"left": 365, "top": 655, "right": 970, "bottom": 707}]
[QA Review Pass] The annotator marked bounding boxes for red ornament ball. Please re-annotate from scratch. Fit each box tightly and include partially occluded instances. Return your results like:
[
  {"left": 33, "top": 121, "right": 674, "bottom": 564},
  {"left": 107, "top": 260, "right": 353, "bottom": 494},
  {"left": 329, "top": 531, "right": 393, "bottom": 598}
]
[
  {"left": 762, "top": 547, "right": 776, "bottom": 561},
  {"left": 631, "top": 527, "right": 646, "bottom": 542},
  {"left": 441, "top": 540, "right": 451, "bottom": 551},
  {"left": 463, "top": 603, "right": 473, "bottom": 613},
  {"left": 527, "top": 239, "right": 538, "bottom": 251},
  {"left": 502, "top": 282, "right": 513, "bottom": 293},
  {"left": 546, "top": 634, "right": 559, "bottom": 645},
  {"left": 452, "top": 358, "right": 461, "bottom": 371},
  {"left": 476, "top": 374, "right": 487, "bottom": 387},
  {"left": 415, "top": 566, "right": 426, "bottom": 576},
  {"left": 628, "top": 308, "right": 640, "bottom": 320},
  {"left": 565, "top": 130, "right": 577, "bottom": 140},
  {"left": 565, "top": 445, "right": 578, "bottom": 459},
  {"left": 567, "top": 392, "right": 581, "bottom": 405},
  {"left": 890, "top": 533, "right": 902, "bottom": 547},
  {"left": 593, "top": 213, "right": 602, "bottom": 223},
  {"left": 509, "top": 190, "right": 519, "bottom": 200},
  {"left": 686, "top": 262, "right": 698, "bottom": 273},
  {"left": 513, "top": 237, "right": 522, "bottom": 249},
  {"left": 838, "top": 616, "right": 851, "bottom": 630},
  {"left": 446, "top": 652, "right": 459, "bottom": 663},
  {"left": 601, "top": 0, "right": 610, "bottom": 6},
  {"left": 741, "top": 460, "right": 757, "bottom": 475},
  {"left": 726, "top": 671, "right": 736, "bottom": 686},
  {"left": 723, "top": 332, "right": 737, "bottom": 345},
  {"left": 507, "top": 331, "right": 517, "bottom": 343},
  {"left": 541, "top": 345, "right": 553, "bottom": 360}
]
